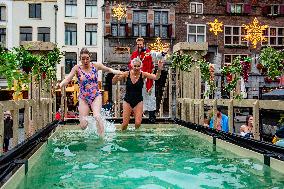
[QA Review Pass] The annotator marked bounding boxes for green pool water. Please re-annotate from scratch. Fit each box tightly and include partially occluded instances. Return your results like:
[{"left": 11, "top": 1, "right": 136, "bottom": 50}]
[{"left": 17, "top": 124, "right": 284, "bottom": 189}]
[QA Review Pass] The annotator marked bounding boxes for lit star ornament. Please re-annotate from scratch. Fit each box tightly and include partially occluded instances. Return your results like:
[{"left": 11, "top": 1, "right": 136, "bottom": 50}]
[
  {"left": 208, "top": 19, "right": 223, "bottom": 36},
  {"left": 243, "top": 17, "right": 268, "bottom": 48},
  {"left": 112, "top": 4, "right": 127, "bottom": 21}
]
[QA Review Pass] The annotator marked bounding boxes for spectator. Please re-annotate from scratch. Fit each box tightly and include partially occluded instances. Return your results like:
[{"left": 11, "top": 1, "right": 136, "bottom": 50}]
[
  {"left": 3, "top": 111, "right": 13, "bottom": 152},
  {"left": 273, "top": 126, "right": 284, "bottom": 147},
  {"left": 209, "top": 106, "right": 229, "bottom": 132},
  {"left": 240, "top": 115, "right": 254, "bottom": 138},
  {"left": 55, "top": 108, "right": 62, "bottom": 121}
]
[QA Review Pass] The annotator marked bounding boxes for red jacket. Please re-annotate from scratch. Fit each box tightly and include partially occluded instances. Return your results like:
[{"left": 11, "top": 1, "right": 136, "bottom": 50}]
[{"left": 129, "top": 49, "right": 154, "bottom": 92}]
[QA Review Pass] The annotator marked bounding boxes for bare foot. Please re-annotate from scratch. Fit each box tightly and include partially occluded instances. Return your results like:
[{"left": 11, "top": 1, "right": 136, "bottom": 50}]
[
  {"left": 121, "top": 125, "right": 128, "bottom": 131},
  {"left": 80, "top": 120, "right": 88, "bottom": 130}
]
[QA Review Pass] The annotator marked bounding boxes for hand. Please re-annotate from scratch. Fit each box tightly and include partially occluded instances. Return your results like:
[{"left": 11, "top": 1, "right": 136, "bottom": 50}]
[{"left": 157, "top": 60, "right": 163, "bottom": 70}]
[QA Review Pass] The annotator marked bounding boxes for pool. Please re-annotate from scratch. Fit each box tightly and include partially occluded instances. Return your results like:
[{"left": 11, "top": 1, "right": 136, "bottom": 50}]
[{"left": 8, "top": 124, "right": 284, "bottom": 188}]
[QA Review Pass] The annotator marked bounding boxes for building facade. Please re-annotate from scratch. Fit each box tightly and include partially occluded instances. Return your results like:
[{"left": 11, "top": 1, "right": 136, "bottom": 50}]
[
  {"left": 175, "top": 0, "right": 284, "bottom": 99},
  {"left": 0, "top": 0, "right": 12, "bottom": 49},
  {"left": 56, "top": 0, "right": 103, "bottom": 80}
]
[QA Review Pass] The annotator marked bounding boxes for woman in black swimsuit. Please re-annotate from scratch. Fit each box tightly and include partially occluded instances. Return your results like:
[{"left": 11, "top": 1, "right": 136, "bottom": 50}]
[{"left": 112, "top": 58, "right": 163, "bottom": 130}]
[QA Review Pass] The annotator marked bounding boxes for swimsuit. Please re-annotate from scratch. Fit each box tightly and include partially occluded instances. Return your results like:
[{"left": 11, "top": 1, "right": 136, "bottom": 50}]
[
  {"left": 77, "top": 64, "right": 101, "bottom": 106},
  {"left": 124, "top": 72, "right": 143, "bottom": 108}
]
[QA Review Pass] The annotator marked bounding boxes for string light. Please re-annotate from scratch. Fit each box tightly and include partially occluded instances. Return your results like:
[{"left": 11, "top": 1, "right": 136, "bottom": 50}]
[
  {"left": 243, "top": 17, "right": 268, "bottom": 48},
  {"left": 112, "top": 4, "right": 127, "bottom": 21},
  {"left": 149, "top": 37, "right": 170, "bottom": 52},
  {"left": 208, "top": 19, "right": 223, "bottom": 36}
]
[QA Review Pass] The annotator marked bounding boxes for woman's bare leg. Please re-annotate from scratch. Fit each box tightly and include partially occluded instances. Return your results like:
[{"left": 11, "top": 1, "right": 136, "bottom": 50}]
[
  {"left": 133, "top": 101, "right": 143, "bottom": 129},
  {"left": 91, "top": 95, "right": 104, "bottom": 136},
  {"left": 78, "top": 99, "right": 90, "bottom": 129},
  {"left": 122, "top": 101, "right": 132, "bottom": 130}
]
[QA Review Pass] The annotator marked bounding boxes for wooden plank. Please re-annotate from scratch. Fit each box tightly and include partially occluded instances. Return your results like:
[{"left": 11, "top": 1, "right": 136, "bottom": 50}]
[
  {"left": 190, "top": 99, "right": 195, "bottom": 123},
  {"left": 169, "top": 68, "right": 173, "bottom": 118},
  {"left": 199, "top": 99, "right": 204, "bottom": 126},
  {"left": 0, "top": 103, "right": 4, "bottom": 155},
  {"left": 233, "top": 99, "right": 255, "bottom": 108},
  {"left": 253, "top": 100, "right": 260, "bottom": 140},
  {"left": 24, "top": 100, "right": 30, "bottom": 140},
  {"left": 11, "top": 101, "right": 19, "bottom": 148},
  {"left": 204, "top": 99, "right": 214, "bottom": 106},
  {"left": 259, "top": 100, "right": 284, "bottom": 110},
  {"left": 217, "top": 99, "right": 230, "bottom": 106},
  {"left": 228, "top": 99, "right": 234, "bottom": 133},
  {"left": 181, "top": 99, "right": 187, "bottom": 121}
]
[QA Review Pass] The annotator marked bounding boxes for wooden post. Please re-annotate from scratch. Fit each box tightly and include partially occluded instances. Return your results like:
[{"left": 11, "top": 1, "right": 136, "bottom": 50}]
[
  {"left": 176, "top": 69, "right": 180, "bottom": 99},
  {"left": 213, "top": 99, "right": 217, "bottom": 129},
  {"left": 189, "top": 99, "right": 194, "bottom": 123},
  {"left": 169, "top": 68, "right": 173, "bottom": 118},
  {"left": 228, "top": 99, "right": 234, "bottom": 133},
  {"left": 60, "top": 66, "right": 66, "bottom": 120},
  {"left": 24, "top": 100, "right": 30, "bottom": 140},
  {"left": 253, "top": 100, "right": 260, "bottom": 140},
  {"left": 32, "top": 99, "right": 38, "bottom": 131},
  {"left": 11, "top": 101, "right": 19, "bottom": 147},
  {"left": 0, "top": 103, "right": 4, "bottom": 155},
  {"left": 199, "top": 99, "right": 204, "bottom": 125},
  {"left": 181, "top": 99, "right": 187, "bottom": 121}
]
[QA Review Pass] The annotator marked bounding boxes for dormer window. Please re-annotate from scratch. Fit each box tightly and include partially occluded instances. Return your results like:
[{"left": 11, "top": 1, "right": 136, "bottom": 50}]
[
  {"left": 269, "top": 5, "right": 280, "bottom": 16},
  {"left": 190, "top": 2, "right": 203, "bottom": 14}
]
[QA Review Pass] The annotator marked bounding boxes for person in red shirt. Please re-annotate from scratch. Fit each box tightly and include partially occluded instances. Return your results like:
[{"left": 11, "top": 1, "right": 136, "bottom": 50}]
[{"left": 55, "top": 108, "right": 62, "bottom": 121}]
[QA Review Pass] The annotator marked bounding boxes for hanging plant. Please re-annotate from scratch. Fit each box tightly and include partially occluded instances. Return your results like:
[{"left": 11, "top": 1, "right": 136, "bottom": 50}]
[
  {"left": 240, "top": 57, "right": 252, "bottom": 82},
  {"left": 259, "top": 47, "right": 284, "bottom": 79}
]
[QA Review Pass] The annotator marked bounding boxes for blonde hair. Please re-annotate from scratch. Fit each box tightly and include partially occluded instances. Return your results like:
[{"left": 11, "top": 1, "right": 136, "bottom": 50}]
[
  {"left": 80, "top": 48, "right": 90, "bottom": 56},
  {"left": 131, "top": 57, "right": 142, "bottom": 65},
  {"left": 136, "top": 38, "right": 144, "bottom": 43}
]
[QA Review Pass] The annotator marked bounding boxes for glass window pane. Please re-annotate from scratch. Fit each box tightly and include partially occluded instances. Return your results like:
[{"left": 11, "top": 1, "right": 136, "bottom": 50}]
[
  {"left": 71, "top": 32, "right": 77, "bottom": 45},
  {"left": 270, "top": 28, "right": 276, "bottom": 36},
  {"left": 241, "top": 27, "right": 246, "bottom": 35},
  {"left": 197, "top": 26, "right": 205, "bottom": 34},
  {"left": 119, "top": 25, "right": 125, "bottom": 36},
  {"left": 161, "top": 12, "right": 168, "bottom": 24},
  {"left": 0, "top": 7, "right": 6, "bottom": 21},
  {"left": 233, "top": 36, "right": 239, "bottom": 44},
  {"left": 154, "top": 26, "right": 160, "bottom": 37},
  {"left": 112, "top": 25, "right": 118, "bottom": 36},
  {"left": 189, "top": 25, "right": 196, "bottom": 33},
  {"left": 191, "top": 4, "right": 196, "bottom": 13},
  {"left": 188, "top": 35, "right": 196, "bottom": 42},
  {"left": 36, "top": 4, "right": 41, "bottom": 18},
  {"left": 273, "top": 5, "right": 279, "bottom": 14},
  {"left": 197, "top": 35, "right": 204, "bottom": 42},
  {"left": 233, "top": 27, "right": 239, "bottom": 35},
  {"left": 236, "top": 5, "right": 242, "bottom": 13},
  {"left": 225, "top": 55, "right": 231, "bottom": 63},
  {"left": 86, "top": 32, "right": 91, "bottom": 45},
  {"left": 140, "top": 12, "right": 147, "bottom": 23},
  {"left": 231, "top": 5, "right": 235, "bottom": 13},
  {"left": 133, "top": 25, "right": 139, "bottom": 36},
  {"left": 86, "top": 0, "right": 96, "bottom": 6},
  {"left": 197, "top": 4, "right": 202, "bottom": 13},
  {"left": 278, "top": 37, "right": 283, "bottom": 45},
  {"left": 141, "top": 25, "right": 146, "bottom": 36},
  {"left": 225, "top": 27, "right": 231, "bottom": 35},
  {"left": 225, "top": 36, "right": 231, "bottom": 44},
  {"left": 278, "top": 28, "right": 283, "bottom": 36},
  {"left": 162, "top": 26, "right": 167, "bottom": 38},
  {"left": 154, "top": 12, "right": 160, "bottom": 24},
  {"left": 133, "top": 12, "right": 139, "bottom": 23},
  {"left": 270, "top": 37, "right": 276, "bottom": 45}
]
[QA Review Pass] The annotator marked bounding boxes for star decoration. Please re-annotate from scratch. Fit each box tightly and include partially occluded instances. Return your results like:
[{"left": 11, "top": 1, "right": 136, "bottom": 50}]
[
  {"left": 243, "top": 17, "right": 269, "bottom": 48},
  {"left": 208, "top": 19, "right": 223, "bottom": 36},
  {"left": 112, "top": 4, "right": 127, "bottom": 21}
]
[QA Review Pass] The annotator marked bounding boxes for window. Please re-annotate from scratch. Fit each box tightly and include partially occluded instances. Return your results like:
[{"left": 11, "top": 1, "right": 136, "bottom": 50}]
[
  {"left": 85, "top": 0, "right": 97, "bottom": 18},
  {"left": 20, "top": 27, "right": 32, "bottom": 42},
  {"left": 224, "top": 26, "right": 247, "bottom": 45},
  {"left": 224, "top": 54, "right": 248, "bottom": 65},
  {"left": 231, "top": 4, "right": 243, "bottom": 14},
  {"left": 269, "top": 5, "right": 280, "bottom": 15},
  {"left": 187, "top": 24, "right": 206, "bottom": 43},
  {"left": 262, "top": 27, "right": 284, "bottom": 46},
  {"left": 90, "top": 52, "right": 97, "bottom": 62},
  {"left": 154, "top": 11, "right": 168, "bottom": 38},
  {"left": 111, "top": 17, "right": 127, "bottom": 37},
  {"left": 65, "top": 0, "right": 77, "bottom": 17},
  {"left": 65, "top": 52, "right": 77, "bottom": 74},
  {"left": 85, "top": 24, "right": 97, "bottom": 46},
  {"left": 29, "top": 4, "right": 41, "bottom": 18},
  {"left": 190, "top": 2, "right": 203, "bottom": 14},
  {"left": 133, "top": 11, "right": 147, "bottom": 37},
  {"left": 0, "top": 28, "right": 6, "bottom": 47},
  {"left": 0, "top": 6, "right": 6, "bottom": 21},
  {"left": 65, "top": 23, "right": 77, "bottom": 45},
  {"left": 38, "top": 27, "right": 50, "bottom": 42}
]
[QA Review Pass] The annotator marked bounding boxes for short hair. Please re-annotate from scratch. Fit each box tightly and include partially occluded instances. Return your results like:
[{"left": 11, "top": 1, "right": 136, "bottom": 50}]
[
  {"left": 216, "top": 106, "right": 222, "bottom": 112},
  {"left": 136, "top": 38, "right": 144, "bottom": 43},
  {"left": 80, "top": 48, "right": 90, "bottom": 56}
]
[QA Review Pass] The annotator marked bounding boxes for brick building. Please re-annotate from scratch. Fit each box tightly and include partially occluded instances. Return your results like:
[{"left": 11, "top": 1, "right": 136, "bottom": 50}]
[
  {"left": 103, "top": 0, "right": 177, "bottom": 102},
  {"left": 175, "top": 0, "right": 284, "bottom": 99}
]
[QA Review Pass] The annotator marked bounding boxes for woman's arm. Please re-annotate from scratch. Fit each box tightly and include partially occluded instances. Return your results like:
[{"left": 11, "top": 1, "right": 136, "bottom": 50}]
[
  {"left": 59, "top": 65, "right": 78, "bottom": 88},
  {"left": 95, "top": 62, "right": 122, "bottom": 75},
  {"left": 112, "top": 71, "right": 127, "bottom": 84}
]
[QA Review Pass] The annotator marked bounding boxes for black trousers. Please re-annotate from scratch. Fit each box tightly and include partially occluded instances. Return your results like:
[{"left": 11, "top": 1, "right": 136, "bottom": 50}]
[{"left": 3, "top": 137, "right": 9, "bottom": 152}]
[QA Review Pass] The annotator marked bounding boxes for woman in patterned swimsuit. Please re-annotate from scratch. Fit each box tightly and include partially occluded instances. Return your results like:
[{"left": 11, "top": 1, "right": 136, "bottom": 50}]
[
  {"left": 60, "top": 48, "right": 122, "bottom": 136},
  {"left": 112, "top": 58, "right": 163, "bottom": 130}
]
